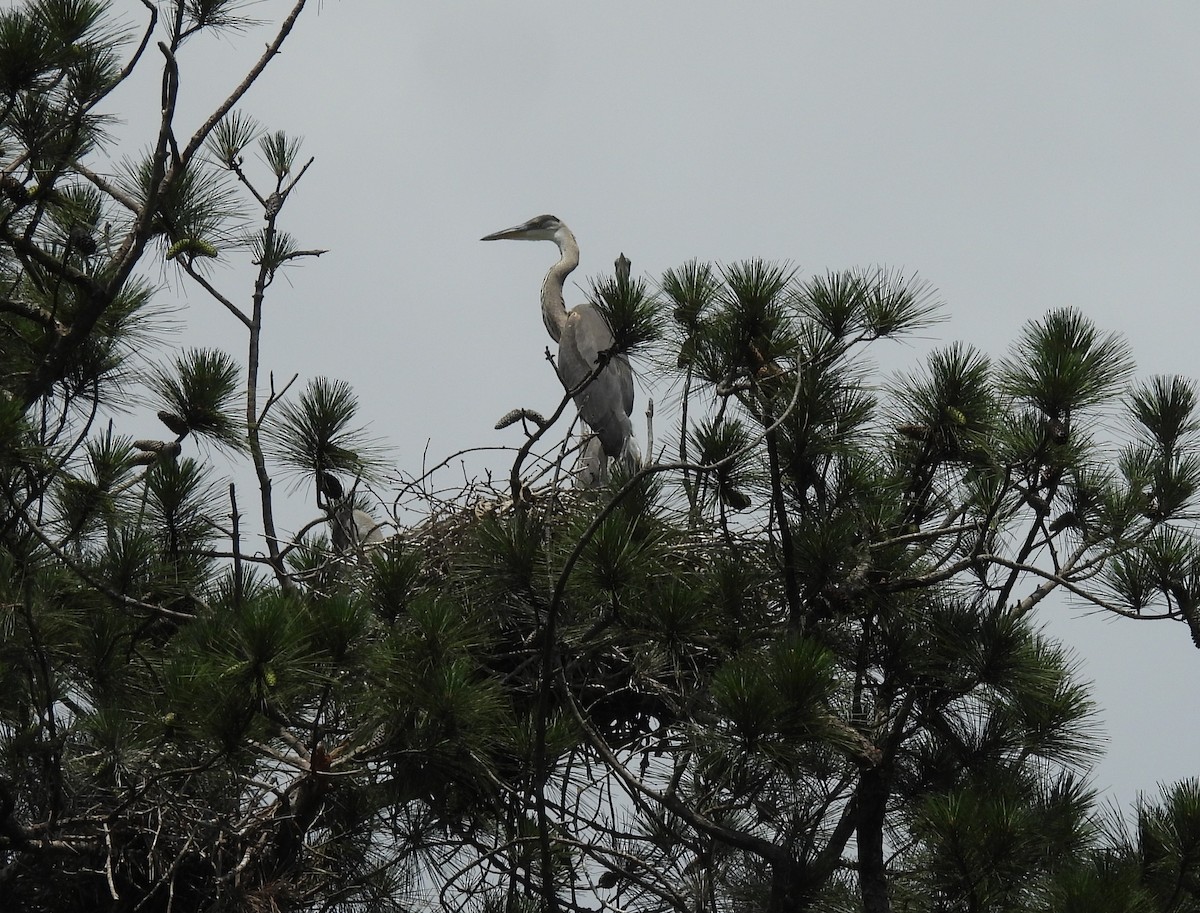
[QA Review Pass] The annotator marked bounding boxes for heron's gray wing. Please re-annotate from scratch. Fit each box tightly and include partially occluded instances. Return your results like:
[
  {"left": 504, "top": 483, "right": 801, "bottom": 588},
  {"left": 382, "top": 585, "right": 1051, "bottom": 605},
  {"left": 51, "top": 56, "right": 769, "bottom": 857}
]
[
  {"left": 615, "top": 352, "right": 634, "bottom": 417},
  {"left": 561, "top": 303, "right": 634, "bottom": 459},
  {"left": 332, "top": 505, "right": 385, "bottom": 549}
]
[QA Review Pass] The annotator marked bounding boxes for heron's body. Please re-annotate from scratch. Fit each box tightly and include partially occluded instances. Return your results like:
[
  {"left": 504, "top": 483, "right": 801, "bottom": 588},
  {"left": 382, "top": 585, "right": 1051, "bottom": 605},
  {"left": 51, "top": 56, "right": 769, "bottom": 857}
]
[
  {"left": 483, "top": 215, "right": 636, "bottom": 475},
  {"left": 330, "top": 505, "right": 385, "bottom": 551}
]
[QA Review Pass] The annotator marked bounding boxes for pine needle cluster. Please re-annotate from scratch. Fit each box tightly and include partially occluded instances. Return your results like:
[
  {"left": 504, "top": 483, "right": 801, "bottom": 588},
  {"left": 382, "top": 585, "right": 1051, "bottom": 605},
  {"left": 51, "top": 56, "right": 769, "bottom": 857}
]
[{"left": 4, "top": 4, "right": 1200, "bottom": 913}]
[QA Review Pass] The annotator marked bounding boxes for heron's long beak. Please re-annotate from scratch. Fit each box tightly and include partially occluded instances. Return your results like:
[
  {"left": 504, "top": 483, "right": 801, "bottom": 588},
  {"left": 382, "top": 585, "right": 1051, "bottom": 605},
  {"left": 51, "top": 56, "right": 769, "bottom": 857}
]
[{"left": 480, "top": 224, "right": 531, "bottom": 242}]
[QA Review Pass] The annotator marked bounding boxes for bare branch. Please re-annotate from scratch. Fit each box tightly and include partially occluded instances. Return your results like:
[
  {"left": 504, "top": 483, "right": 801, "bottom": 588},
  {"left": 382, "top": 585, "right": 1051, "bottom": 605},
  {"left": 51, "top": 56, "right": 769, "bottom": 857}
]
[
  {"left": 179, "top": 0, "right": 311, "bottom": 166},
  {"left": 0, "top": 296, "right": 64, "bottom": 333},
  {"left": 73, "top": 163, "right": 143, "bottom": 214},
  {"left": 178, "top": 260, "right": 252, "bottom": 328}
]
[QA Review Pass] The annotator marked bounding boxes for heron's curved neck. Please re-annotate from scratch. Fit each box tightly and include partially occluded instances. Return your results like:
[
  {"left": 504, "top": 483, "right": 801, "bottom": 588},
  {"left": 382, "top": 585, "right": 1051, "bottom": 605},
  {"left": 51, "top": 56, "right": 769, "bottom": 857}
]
[{"left": 540, "top": 227, "right": 579, "bottom": 343}]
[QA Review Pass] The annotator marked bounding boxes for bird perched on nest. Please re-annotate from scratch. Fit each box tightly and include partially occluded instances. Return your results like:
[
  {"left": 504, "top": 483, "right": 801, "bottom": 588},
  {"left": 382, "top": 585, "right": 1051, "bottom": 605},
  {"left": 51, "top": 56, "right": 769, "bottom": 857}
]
[
  {"left": 319, "top": 471, "right": 385, "bottom": 551},
  {"left": 482, "top": 214, "right": 638, "bottom": 483}
]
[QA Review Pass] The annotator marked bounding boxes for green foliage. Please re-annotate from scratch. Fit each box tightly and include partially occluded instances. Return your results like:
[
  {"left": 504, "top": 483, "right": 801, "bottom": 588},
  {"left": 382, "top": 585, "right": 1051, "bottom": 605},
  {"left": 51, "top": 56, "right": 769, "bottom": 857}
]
[
  {"left": 690, "top": 414, "right": 756, "bottom": 509},
  {"left": 262, "top": 375, "right": 385, "bottom": 481},
  {"left": 365, "top": 540, "right": 427, "bottom": 622},
  {"left": 464, "top": 509, "right": 548, "bottom": 601},
  {"left": 147, "top": 347, "right": 246, "bottom": 450},
  {"left": 205, "top": 109, "right": 263, "bottom": 167},
  {"left": 0, "top": 8, "right": 54, "bottom": 96},
  {"left": 1048, "top": 857, "right": 1158, "bottom": 913},
  {"left": 796, "top": 266, "right": 941, "bottom": 341},
  {"left": 906, "top": 774, "right": 1096, "bottom": 911},
  {"left": 258, "top": 129, "right": 303, "bottom": 178},
  {"left": 1136, "top": 779, "right": 1200, "bottom": 910},
  {"left": 588, "top": 262, "right": 664, "bottom": 357},
  {"left": 663, "top": 258, "right": 722, "bottom": 333},
  {"left": 1130, "top": 375, "right": 1200, "bottom": 453},
  {"left": 52, "top": 428, "right": 134, "bottom": 536},
  {"left": 249, "top": 225, "right": 301, "bottom": 271},
  {"left": 1000, "top": 306, "right": 1135, "bottom": 416},
  {"left": 5, "top": 8, "right": 1200, "bottom": 913},
  {"left": 123, "top": 153, "right": 245, "bottom": 257},
  {"left": 712, "top": 637, "right": 837, "bottom": 754},
  {"left": 577, "top": 491, "right": 666, "bottom": 598},
  {"left": 712, "top": 258, "right": 799, "bottom": 379},
  {"left": 176, "top": 0, "right": 257, "bottom": 40},
  {"left": 892, "top": 342, "right": 997, "bottom": 458}
]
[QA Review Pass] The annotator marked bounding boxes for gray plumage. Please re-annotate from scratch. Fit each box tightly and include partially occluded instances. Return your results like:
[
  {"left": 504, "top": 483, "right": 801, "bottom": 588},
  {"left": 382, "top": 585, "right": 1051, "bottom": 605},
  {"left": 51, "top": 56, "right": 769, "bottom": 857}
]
[
  {"left": 319, "top": 471, "right": 384, "bottom": 558},
  {"left": 482, "top": 214, "right": 636, "bottom": 476},
  {"left": 330, "top": 505, "right": 385, "bottom": 551}
]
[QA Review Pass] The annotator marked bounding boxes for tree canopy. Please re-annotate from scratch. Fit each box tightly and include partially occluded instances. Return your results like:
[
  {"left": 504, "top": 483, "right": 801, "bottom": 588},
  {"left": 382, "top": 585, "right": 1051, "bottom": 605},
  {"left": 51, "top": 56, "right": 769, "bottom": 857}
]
[{"left": 2, "top": 3, "right": 1200, "bottom": 913}]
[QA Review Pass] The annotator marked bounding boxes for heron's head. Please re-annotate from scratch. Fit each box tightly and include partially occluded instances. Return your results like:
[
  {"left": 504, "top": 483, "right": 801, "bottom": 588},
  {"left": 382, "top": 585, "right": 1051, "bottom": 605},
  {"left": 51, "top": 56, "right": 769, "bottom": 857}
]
[{"left": 481, "top": 214, "right": 565, "bottom": 244}]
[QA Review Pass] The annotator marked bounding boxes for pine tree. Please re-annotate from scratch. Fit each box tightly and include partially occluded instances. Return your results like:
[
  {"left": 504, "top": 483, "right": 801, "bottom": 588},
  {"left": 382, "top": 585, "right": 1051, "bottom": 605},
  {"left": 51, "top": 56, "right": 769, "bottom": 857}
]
[{"left": 4, "top": 4, "right": 1200, "bottom": 913}]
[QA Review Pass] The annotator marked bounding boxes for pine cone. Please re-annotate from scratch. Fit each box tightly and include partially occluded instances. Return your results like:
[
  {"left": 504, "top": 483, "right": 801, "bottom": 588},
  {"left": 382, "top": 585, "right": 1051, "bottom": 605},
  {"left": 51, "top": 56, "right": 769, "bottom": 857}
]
[
  {"left": 1048, "top": 512, "right": 1079, "bottom": 533},
  {"left": 719, "top": 485, "right": 752, "bottom": 511},
  {"left": 318, "top": 471, "right": 344, "bottom": 501},
  {"left": 156, "top": 410, "right": 190, "bottom": 436},
  {"left": 896, "top": 423, "right": 930, "bottom": 441},
  {"left": 1, "top": 175, "right": 29, "bottom": 206},
  {"left": 495, "top": 407, "right": 548, "bottom": 430},
  {"left": 69, "top": 224, "right": 97, "bottom": 255}
]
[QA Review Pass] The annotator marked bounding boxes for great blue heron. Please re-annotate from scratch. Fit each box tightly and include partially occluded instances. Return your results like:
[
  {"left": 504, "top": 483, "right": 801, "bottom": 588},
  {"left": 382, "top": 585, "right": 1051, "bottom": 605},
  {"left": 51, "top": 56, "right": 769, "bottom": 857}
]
[
  {"left": 319, "top": 472, "right": 385, "bottom": 552},
  {"left": 329, "top": 505, "right": 386, "bottom": 551},
  {"left": 481, "top": 214, "right": 636, "bottom": 481}
]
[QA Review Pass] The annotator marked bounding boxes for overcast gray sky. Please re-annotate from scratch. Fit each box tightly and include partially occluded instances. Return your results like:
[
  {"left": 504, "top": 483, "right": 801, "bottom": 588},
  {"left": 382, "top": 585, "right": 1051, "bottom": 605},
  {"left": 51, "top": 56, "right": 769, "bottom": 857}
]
[{"left": 101, "top": 1, "right": 1200, "bottom": 811}]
